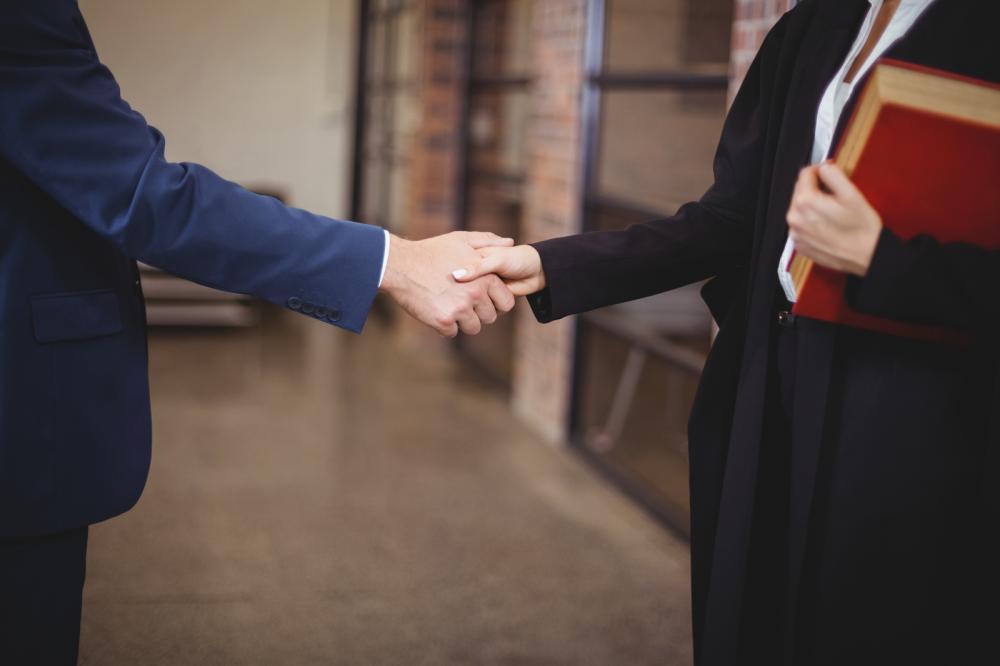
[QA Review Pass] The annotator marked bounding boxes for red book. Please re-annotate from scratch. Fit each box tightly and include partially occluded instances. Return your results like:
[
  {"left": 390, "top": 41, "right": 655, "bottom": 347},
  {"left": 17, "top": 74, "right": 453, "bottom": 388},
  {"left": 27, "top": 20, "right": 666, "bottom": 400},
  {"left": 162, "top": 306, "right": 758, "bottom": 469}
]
[{"left": 788, "top": 59, "right": 1000, "bottom": 343}]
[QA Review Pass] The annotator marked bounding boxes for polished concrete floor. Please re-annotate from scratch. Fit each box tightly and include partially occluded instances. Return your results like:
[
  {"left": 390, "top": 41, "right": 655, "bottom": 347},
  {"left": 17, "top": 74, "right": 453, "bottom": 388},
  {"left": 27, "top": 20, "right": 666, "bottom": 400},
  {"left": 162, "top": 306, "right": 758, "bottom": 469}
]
[{"left": 79, "top": 306, "right": 693, "bottom": 665}]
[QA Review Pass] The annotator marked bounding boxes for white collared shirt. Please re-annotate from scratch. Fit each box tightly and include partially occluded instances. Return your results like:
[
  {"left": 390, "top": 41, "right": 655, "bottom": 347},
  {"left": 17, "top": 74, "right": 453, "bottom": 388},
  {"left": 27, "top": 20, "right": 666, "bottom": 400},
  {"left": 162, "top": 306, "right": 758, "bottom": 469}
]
[{"left": 777, "top": 0, "right": 936, "bottom": 302}]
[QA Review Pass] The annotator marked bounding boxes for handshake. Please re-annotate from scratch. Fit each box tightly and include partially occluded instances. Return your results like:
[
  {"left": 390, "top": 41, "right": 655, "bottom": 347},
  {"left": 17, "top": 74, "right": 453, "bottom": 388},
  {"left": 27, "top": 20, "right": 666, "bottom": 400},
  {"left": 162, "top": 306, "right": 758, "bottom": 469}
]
[{"left": 378, "top": 231, "right": 546, "bottom": 337}]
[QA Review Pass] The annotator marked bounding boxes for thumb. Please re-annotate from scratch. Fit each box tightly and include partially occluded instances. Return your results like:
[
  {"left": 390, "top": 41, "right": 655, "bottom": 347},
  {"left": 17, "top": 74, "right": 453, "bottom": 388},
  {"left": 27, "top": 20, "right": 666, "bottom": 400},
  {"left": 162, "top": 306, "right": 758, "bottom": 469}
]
[
  {"left": 464, "top": 231, "right": 515, "bottom": 250},
  {"left": 452, "top": 252, "right": 505, "bottom": 283},
  {"left": 817, "top": 161, "right": 858, "bottom": 200}
]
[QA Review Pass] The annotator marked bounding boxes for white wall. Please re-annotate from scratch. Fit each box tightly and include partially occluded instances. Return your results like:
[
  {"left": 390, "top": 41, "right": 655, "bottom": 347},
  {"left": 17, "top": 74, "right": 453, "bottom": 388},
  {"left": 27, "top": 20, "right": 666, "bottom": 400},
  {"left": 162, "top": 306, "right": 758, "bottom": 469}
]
[{"left": 79, "top": 0, "right": 358, "bottom": 218}]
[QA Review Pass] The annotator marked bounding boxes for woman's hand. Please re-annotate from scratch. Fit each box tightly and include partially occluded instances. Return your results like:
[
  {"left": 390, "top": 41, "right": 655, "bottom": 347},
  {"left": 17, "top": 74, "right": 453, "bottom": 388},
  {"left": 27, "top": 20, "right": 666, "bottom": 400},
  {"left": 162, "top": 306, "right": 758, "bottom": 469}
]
[
  {"left": 787, "top": 162, "right": 883, "bottom": 276},
  {"left": 451, "top": 244, "right": 546, "bottom": 297}
]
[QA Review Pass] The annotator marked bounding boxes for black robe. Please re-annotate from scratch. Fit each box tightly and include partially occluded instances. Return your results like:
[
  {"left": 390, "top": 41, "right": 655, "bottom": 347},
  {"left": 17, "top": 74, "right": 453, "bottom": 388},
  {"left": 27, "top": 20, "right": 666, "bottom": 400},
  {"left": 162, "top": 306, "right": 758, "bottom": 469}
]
[{"left": 525, "top": 1, "right": 1000, "bottom": 663}]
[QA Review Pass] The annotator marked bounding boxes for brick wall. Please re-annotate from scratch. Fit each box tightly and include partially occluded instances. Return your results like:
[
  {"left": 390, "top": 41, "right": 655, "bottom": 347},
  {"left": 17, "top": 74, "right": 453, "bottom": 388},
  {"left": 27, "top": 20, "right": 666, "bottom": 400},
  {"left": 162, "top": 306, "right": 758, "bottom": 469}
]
[
  {"left": 728, "top": 0, "right": 796, "bottom": 101},
  {"left": 509, "top": 0, "right": 588, "bottom": 443}
]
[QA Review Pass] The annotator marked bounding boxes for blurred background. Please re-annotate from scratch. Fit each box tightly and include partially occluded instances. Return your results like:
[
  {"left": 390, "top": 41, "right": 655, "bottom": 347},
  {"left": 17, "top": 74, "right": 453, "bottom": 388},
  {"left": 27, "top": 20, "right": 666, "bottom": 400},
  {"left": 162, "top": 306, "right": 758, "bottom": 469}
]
[{"left": 77, "top": 1, "right": 794, "bottom": 664}]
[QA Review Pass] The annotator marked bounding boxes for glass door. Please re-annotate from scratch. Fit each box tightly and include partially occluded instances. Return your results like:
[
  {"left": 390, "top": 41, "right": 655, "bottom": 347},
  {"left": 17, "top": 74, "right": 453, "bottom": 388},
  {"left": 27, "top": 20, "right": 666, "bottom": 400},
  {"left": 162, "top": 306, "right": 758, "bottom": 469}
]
[{"left": 572, "top": 0, "right": 734, "bottom": 534}]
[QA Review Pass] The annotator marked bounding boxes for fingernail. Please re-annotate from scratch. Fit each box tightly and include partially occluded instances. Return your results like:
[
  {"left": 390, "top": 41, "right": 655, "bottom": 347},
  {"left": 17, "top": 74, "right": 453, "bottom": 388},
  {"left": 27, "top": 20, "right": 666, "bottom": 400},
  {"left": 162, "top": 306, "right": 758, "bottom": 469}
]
[{"left": 452, "top": 269, "right": 468, "bottom": 279}]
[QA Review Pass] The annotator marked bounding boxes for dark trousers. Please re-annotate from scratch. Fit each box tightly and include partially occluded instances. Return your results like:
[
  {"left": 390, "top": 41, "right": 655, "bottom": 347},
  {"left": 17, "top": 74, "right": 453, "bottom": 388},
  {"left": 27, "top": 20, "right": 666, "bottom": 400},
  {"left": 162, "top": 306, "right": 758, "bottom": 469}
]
[{"left": 0, "top": 526, "right": 89, "bottom": 666}]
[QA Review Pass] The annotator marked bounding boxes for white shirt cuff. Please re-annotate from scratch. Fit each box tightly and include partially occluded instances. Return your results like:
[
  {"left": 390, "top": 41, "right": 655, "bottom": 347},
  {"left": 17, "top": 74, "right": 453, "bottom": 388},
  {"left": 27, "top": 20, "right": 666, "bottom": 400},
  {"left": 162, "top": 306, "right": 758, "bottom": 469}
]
[{"left": 378, "top": 229, "right": 390, "bottom": 288}]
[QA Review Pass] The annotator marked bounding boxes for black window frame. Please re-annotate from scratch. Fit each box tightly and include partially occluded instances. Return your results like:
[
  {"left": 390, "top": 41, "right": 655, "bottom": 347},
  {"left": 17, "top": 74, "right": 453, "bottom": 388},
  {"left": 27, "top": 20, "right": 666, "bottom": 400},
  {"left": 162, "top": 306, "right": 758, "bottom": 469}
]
[
  {"left": 568, "top": 0, "right": 734, "bottom": 536},
  {"left": 350, "top": 0, "right": 418, "bottom": 229},
  {"left": 454, "top": 0, "right": 536, "bottom": 390}
]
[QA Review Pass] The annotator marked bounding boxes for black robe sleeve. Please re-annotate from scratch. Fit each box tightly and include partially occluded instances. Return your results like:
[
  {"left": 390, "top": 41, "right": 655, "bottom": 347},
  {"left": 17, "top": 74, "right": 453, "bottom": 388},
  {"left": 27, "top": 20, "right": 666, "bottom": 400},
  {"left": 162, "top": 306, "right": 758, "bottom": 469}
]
[
  {"left": 845, "top": 228, "right": 1000, "bottom": 339},
  {"left": 526, "top": 15, "right": 790, "bottom": 324}
]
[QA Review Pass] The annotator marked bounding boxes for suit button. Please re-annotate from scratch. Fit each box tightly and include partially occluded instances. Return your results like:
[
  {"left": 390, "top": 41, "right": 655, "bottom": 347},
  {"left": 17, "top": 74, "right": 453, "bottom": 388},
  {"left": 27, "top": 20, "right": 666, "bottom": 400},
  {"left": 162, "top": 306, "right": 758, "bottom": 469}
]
[
  {"left": 301, "top": 302, "right": 315, "bottom": 314},
  {"left": 327, "top": 308, "right": 342, "bottom": 322},
  {"left": 777, "top": 310, "right": 796, "bottom": 327},
  {"left": 287, "top": 297, "right": 302, "bottom": 310},
  {"left": 315, "top": 306, "right": 329, "bottom": 319}
]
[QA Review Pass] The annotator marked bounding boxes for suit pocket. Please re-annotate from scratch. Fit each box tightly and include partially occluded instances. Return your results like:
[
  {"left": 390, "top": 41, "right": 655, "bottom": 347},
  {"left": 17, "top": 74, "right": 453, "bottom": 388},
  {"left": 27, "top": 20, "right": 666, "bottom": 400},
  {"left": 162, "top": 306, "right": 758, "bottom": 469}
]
[{"left": 30, "top": 289, "right": 123, "bottom": 344}]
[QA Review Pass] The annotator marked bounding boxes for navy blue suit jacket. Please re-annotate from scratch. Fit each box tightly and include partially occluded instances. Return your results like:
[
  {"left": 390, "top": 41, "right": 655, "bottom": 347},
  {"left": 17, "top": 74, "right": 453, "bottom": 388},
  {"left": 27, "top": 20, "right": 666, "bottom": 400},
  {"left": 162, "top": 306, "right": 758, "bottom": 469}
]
[{"left": 0, "top": 0, "right": 385, "bottom": 537}]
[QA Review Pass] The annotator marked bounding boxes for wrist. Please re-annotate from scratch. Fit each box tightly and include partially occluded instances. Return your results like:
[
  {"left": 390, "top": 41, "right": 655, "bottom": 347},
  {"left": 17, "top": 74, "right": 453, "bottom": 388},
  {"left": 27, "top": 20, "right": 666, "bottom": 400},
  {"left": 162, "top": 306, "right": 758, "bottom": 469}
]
[
  {"left": 530, "top": 246, "right": 546, "bottom": 291},
  {"left": 379, "top": 234, "right": 413, "bottom": 294},
  {"left": 854, "top": 221, "right": 883, "bottom": 276}
]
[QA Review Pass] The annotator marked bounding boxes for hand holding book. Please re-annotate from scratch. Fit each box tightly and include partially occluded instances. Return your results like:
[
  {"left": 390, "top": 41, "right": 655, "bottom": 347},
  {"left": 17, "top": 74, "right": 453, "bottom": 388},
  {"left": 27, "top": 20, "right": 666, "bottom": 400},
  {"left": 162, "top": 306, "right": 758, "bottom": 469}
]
[
  {"left": 786, "top": 59, "right": 1000, "bottom": 343},
  {"left": 787, "top": 162, "right": 883, "bottom": 277}
]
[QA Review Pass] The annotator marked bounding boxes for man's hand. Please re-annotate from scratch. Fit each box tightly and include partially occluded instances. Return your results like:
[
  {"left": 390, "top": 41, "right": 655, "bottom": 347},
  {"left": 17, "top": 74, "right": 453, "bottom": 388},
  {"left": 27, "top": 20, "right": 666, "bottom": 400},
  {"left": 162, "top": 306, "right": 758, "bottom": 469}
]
[
  {"left": 787, "top": 162, "right": 883, "bottom": 276},
  {"left": 452, "top": 244, "right": 546, "bottom": 297},
  {"left": 379, "top": 231, "right": 516, "bottom": 337}
]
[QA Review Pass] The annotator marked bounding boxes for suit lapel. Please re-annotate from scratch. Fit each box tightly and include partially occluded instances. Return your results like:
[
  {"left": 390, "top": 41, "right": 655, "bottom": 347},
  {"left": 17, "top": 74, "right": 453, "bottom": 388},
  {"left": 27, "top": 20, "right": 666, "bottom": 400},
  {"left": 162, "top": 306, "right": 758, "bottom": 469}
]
[
  {"left": 752, "top": 0, "right": 870, "bottom": 299},
  {"left": 828, "top": 0, "right": 961, "bottom": 151}
]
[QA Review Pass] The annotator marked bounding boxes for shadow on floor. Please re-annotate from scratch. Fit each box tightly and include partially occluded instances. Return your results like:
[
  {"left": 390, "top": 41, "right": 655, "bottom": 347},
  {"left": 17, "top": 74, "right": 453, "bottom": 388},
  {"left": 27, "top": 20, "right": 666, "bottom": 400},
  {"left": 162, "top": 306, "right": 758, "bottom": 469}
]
[{"left": 80, "top": 307, "right": 692, "bottom": 665}]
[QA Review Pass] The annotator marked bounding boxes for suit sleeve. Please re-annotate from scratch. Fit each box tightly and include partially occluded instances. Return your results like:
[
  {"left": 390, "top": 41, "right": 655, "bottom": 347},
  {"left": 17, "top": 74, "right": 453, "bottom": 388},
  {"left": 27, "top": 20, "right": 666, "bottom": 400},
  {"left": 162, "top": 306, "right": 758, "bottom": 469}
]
[
  {"left": 0, "top": 2, "right": 384, "bottom": 333},
  {"left": 526, "top": 15, "right": 788, "bottom": 324},
  {"left": 845, "top": 229, "right": 1000, "bottom": 339}
]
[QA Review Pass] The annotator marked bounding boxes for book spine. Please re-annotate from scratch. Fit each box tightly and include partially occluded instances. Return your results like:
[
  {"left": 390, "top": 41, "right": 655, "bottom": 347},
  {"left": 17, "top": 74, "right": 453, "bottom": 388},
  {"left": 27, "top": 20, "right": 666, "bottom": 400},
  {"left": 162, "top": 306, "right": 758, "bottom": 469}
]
[{"left": 789, "top": 253, "right": 814, "bottom": 295}]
